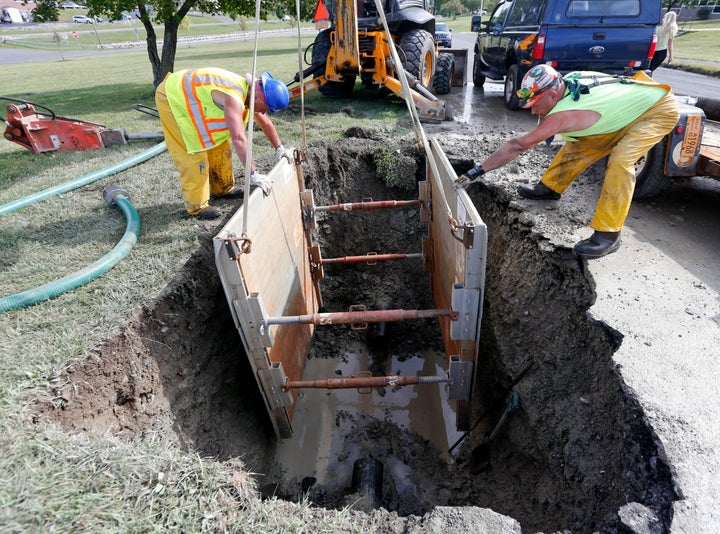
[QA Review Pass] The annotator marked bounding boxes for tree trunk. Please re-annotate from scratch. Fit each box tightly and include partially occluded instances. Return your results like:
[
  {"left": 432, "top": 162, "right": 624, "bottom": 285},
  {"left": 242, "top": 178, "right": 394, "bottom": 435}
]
[
  {"left": 140, "top": 3, "right": 183, "bottom": 88},
  {"left": 156, "top": 19, "right": 179, "bottom": 87}
]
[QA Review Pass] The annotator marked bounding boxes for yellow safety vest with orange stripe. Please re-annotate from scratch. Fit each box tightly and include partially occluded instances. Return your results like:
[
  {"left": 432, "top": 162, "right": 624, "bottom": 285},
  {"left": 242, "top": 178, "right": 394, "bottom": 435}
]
[{"left": 165, "top": 68, "right": 250, "bottom": 154}]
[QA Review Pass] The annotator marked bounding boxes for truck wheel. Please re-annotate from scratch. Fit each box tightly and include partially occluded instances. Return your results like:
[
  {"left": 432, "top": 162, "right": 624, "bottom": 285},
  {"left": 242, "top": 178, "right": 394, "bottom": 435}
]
[
  {"left": 472, "top": 54, "right": 486, "bottom": 87},
  {"left": 400, "top": 29, "right": 436, "bottom": 89},
  {"left": 312, "top": 29, "right": 356, "bottom": 98},
  {"left": 434, "top": 53, "right": 454, "bottom": 95},
  {"left": 503, "top": 64, "right": 521, "bottom": 110},
  {"left": 633, "top": 141, "right": 671, "bottom": 199}
]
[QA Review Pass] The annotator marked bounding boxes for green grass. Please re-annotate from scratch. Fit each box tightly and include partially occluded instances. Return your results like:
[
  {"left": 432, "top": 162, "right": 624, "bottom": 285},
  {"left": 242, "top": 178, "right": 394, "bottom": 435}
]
[
  {"left": 671, "top": 20, "right": 720, "bottom": 76},
  {"left": 0, "top": 16, "right": 306, "bottom": 49},
  {"left": 0, "top": 37, "right": 414, "bottom": 532}
]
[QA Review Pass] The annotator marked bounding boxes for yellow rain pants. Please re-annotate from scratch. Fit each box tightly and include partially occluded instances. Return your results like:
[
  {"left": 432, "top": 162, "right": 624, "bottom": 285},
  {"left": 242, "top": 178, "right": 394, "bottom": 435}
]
[
  {"left": 155, "top": 79, "right": 235, "bottom": 215},
  {"left": 541, "top": 93, "right": 679, "bottom": 232}
]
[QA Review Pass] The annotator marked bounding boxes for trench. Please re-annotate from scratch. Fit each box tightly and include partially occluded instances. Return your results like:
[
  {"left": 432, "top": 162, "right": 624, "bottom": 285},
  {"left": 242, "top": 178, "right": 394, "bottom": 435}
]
[{"left": 35, "top": 133, "right": 677, "bottom": 533}]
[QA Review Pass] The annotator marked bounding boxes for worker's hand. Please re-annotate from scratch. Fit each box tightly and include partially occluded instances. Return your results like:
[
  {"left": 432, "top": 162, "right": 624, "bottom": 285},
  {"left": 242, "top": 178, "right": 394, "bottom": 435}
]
[
  {"left": 453, "top": 165, "right": 485, "bottom": 191},
  {"left": 275, "top": 144, "right": 294, "bottom": 164},
  {"left": 250, "top": 171, "right": 273, "bottom": 196}
]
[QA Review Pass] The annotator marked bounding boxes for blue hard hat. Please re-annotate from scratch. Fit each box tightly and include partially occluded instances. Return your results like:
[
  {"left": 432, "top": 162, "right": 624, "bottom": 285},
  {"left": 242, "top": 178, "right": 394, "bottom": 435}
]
[{"left": 260, "top": 72, "right": 290, "bottom": 113}]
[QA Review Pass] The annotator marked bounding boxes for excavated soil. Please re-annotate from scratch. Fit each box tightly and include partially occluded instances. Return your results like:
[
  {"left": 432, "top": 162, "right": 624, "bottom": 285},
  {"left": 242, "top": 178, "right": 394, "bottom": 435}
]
[{"left": 32, "top": 129, "right": 677, "bottom": 533}]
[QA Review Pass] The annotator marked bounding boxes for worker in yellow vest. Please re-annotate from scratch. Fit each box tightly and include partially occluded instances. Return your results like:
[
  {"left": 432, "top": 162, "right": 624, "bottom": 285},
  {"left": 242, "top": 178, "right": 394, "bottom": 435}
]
[
  {"left": 156, "top": 68, "right": 292, "bottom": 220},
  {"left": 456, "top": 65, "right": 679, "bottom": 259}
]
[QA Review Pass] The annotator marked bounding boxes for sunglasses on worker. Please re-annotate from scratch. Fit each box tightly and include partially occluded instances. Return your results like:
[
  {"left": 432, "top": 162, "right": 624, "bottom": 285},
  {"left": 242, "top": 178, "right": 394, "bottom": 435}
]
[{"left": 516, "top": 81, "right": 556, "bottom": 103}]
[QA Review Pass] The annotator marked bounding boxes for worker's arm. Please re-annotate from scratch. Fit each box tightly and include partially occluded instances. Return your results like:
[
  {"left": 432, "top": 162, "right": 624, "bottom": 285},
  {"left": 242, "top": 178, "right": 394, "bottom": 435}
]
[
  {"left": 455, "top": 109, "right": 599, "bottom": 190},
  {"left": 254, "top": 112, "right": 282, "bottom": 150},
  {"left": 480, "top": 110, "right": 599, "bottom": 172},
  {"left": 213, "top": 91, "right": 256, "bottom": 172}
]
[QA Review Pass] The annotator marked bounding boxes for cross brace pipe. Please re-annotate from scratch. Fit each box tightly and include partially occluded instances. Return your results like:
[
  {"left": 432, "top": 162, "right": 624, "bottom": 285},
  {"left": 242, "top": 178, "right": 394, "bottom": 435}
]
[
  {"left": 266, "top": 308, "right": 456, "bottom": 326},
  {"left": 283, "top": 374, "right": 447, "bottom": 391},
  {"left": 322, "top": 252, "right": 423, "bottom": 265},
  {"left": 314, "top": 199, "right": 422, "bottom": 212}
]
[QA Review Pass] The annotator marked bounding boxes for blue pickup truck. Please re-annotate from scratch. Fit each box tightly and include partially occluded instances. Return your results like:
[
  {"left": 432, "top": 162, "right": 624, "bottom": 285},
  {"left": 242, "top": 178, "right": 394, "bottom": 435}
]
[{"left": 472, "top": 0, "right": 662, "bottom": 109}]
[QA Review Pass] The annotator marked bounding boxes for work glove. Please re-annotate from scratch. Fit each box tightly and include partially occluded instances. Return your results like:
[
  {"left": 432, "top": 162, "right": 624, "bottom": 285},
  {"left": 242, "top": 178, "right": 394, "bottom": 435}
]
[
  {"left": 275, "top": 144, "right": 294, "bottom": 164},
  {"left": 250, "top": 171, "right": 273, "bottom": 196},
  {"left": 453, "top": 165, "right": 485, "bottom": 191}
]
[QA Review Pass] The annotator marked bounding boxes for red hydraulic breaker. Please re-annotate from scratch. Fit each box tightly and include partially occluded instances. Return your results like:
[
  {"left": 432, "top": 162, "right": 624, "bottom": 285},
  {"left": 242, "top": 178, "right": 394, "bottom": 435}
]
[{"left": 2, "top": 98, "right": 163, "bottom": 154}]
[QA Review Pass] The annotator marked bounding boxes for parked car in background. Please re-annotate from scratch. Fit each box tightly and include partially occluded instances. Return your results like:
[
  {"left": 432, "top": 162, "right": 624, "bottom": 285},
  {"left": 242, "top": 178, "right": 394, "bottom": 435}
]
[
  {"left": 471, "top": 0, "right": 661, "bottom": 110},
  {"left": 110, "top": 13, "right": 134, "bottom": 22},
  {"left": 72, "top": 14, "right": 93, "bottom": 23},
  {"left": 61, "top": 2, "right": 82, "bottom": 8},
  {"left": 434, "top": 22, "right": 452, "bottom": 47}
]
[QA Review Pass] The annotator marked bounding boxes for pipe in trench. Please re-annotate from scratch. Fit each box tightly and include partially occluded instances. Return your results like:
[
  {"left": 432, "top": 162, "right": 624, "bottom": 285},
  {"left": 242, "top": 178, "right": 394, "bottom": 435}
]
[{"left": 350, "top": 458, "right": 383, "bottom": 510}]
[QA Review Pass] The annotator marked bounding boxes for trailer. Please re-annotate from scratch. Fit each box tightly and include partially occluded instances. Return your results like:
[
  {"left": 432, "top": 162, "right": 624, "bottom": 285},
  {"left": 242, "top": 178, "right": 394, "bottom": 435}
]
[{"left": 634, "top": 96, "right": 720, "bottom": 199}]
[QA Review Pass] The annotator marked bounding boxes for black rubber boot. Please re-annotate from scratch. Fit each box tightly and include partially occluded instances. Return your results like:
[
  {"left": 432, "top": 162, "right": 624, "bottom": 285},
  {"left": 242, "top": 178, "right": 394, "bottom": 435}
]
[
  {"left": 220, "top": 183, "right": 245, "bottom": 198},
  {"left": 196, "top": 206, "right": 221, "bottom": 220},
  {"left": 574, "top": 231, "right": 621, "bottom": 259},
  {"left": 517, "top": 182, "right": 561, "bottom": 200}
]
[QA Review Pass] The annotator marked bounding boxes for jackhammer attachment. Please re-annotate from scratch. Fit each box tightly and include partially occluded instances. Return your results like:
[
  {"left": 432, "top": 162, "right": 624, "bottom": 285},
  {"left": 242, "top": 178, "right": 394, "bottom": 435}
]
[{"left": 2, "top": 98, "right": 163, "bottom": 154}]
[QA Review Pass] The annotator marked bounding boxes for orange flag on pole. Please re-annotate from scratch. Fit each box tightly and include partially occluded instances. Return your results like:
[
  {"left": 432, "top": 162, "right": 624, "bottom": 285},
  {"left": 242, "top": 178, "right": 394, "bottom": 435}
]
[{"left": 313, "top": 0, "right": 330, "bottom": 21}]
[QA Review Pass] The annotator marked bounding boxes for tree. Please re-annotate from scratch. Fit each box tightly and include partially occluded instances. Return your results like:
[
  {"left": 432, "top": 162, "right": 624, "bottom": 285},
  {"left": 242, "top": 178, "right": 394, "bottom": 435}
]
[
  {"left": 31, "top": 0, "right": 60, "bottom": 23},
  {"left": 83, "top": 0, "right": 307, "bottom": 87},
  {"left": 436, "top": 0, "right": 464, "bottom": 17}
]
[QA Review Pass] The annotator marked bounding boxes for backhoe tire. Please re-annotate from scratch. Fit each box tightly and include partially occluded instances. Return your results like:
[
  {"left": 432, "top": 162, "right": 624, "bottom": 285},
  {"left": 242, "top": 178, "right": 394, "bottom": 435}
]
[
  {"left": 633, "top": 140, "right": 671, "bottom": 199},
  {"left": 434, "top": 53, "right": 454, "bottom": 95},
  {"left": 312, "top": 29, "right": 356, "bottom": 98},
  {"left": 399, "top": 29, "right": 436, "bottom": 89},
  {"left": 472, "top": 53, "right": 486, "bottom": 87},
  {"left": 504, "top": 64, "right": 521, "bottom": 110}
]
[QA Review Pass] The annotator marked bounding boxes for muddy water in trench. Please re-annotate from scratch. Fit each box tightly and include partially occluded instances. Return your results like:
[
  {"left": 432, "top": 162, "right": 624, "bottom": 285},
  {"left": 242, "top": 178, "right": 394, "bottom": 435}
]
[{"left": 272, "top": 349, "right": 463, "bottom": 503}]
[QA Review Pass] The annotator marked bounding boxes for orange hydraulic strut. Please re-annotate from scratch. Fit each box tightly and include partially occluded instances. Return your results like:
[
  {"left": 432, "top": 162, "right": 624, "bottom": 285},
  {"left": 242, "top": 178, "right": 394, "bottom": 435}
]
[
  {"left": 315, "top": 199, "right": 422, "bottom": 212},
  {"left": 283, "top": 374, "right": 447, "bottom": 391},
  {"left": 265, "top": 308, "right": 456, "bottom": 326},
  {"left": 321, "top": 252, "right": 423, "bottom": 265}
]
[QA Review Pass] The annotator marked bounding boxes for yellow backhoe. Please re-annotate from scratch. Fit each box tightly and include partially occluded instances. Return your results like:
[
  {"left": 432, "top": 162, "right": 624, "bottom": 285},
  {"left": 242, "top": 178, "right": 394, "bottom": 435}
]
[{"left": 287, "top": 0, "right": 455, "bottom": 122}]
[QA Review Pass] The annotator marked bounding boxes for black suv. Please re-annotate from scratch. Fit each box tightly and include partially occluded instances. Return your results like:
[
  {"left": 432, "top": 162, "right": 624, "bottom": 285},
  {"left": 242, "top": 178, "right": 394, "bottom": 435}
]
[{"left": 472, "top": 0, "right": 662, "bottom": 109}]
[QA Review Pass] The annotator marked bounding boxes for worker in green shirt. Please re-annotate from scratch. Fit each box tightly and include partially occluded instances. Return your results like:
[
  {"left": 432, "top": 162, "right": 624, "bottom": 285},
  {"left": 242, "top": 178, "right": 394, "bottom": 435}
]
[{"left": 457, "top": 65, "right": 679, "bottom": 259}]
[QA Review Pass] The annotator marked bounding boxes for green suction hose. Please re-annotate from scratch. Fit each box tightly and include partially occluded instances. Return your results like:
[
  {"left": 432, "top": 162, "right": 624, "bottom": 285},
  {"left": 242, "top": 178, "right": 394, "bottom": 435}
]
[
  {"left": 0, "top": 186, "right": 140, "bottom": 313},
  {"left": 0, "top": 141, "right": 166, "bottom": 216}
]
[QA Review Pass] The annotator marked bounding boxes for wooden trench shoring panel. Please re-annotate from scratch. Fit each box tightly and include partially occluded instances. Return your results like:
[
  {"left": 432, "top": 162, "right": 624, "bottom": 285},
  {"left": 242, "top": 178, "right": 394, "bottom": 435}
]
[
  {"left": 214, "top": 139, "right": 488, "bottom": 438},
  {"left": 424, "top": 137, "right": 488, "bottom": 431},
  {"left": 213, "top": 158, "right": 320, "bottom": 439}
]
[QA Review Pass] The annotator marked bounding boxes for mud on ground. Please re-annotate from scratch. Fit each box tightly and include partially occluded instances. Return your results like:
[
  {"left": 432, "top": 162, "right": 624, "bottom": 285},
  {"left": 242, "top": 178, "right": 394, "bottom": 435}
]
[{"left": 32, "top": 129, "right": 677, "bottom": 533}]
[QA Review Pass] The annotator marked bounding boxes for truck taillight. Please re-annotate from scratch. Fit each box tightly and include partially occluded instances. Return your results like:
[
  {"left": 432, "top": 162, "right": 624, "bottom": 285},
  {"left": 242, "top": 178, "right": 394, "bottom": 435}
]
[
  {"left": 532, "top": 34, "right": 546, "bottom": 60},
  {"left": 647, "top": 33, "right": 657, "bottom": 60}
]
